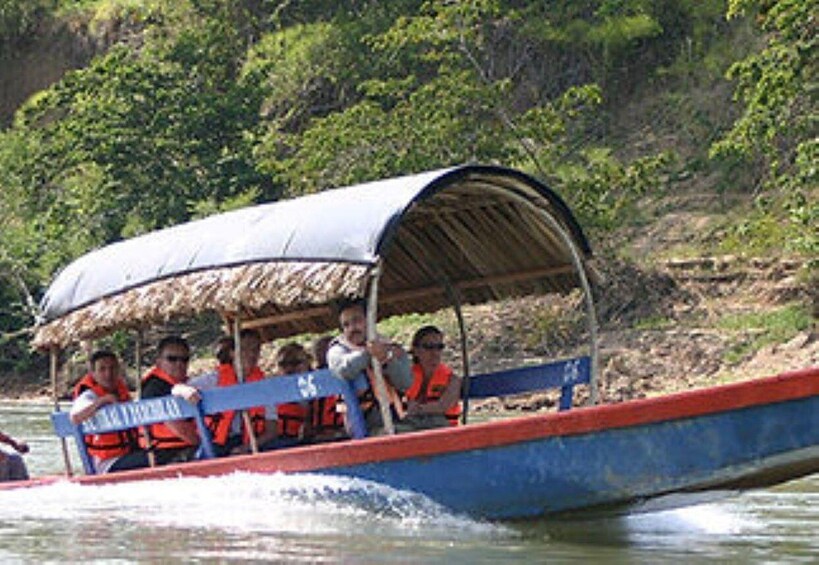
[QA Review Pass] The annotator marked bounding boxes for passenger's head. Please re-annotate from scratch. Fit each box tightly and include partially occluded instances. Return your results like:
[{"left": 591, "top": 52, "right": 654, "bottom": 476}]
[
  {"left": 238, "top": 329, "right": 262, "bottom": 374},
  {"left": 214, "top": 329, "right": 261, "bottom": 374},
  {"left": 214, "top": 336, "right": 234, "bottom": 365},
  {"left": 311, "top": 335, "right": 333, "bottom": 369},
  {"left": 276, "top": 342, "right": 311, "bottom": 375},
  {"left": 90, "top": 350, "right": 120, "bottom": 392},
  {"left": 411, "top": 325, "right": 445, "bottom": 368},
  {"left": 336, "top": 297, "right": 367, "bottom": 347},
  {"left": 156, "top": 336, "right": 191, "bottom": 382}
]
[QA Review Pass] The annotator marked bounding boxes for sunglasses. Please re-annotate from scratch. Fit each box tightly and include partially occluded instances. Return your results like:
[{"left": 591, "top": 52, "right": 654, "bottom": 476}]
[
  {"left": 164, "top": 355, "right": 190, "bottom": 364},
  {"left": 418, "top": 343, "right": 445, "bottom": 351}
]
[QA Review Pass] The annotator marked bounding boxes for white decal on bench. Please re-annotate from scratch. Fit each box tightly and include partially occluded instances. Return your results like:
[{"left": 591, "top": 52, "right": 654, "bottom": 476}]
[
  {"left": 298, "top": 374, "right": 318, "bottom": 399},
  {"left": 83, "top": 397, "right": 184, "bottom": 433},
  {"left": 562, "top": 359, "right": 580, "bottom": 385}
]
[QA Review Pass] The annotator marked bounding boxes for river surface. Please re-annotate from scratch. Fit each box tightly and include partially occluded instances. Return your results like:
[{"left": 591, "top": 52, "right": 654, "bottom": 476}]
[{"left": 1, "top": 400, "right": 818, "bottom": 563}]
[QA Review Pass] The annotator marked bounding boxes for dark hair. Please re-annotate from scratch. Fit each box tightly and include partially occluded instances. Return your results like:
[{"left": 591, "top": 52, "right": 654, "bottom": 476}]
[
  {"left": 412, "top": 325, "right": 443, "bottom": 347},
  {"left": 311, "top": 335, "right": 333, "bottom": 369},
  {"left": 214, "top": 329, "right": 261, "bottom": 365},
  {"left": 276, "top": 342, "right": 310, "bottom": 367},
  {"left": 90, "top": 349, "right": 118, "bottom": 367},
  {"left": 214, "top": 336, "right": 234, "bottom": 365},
  {"left": 411, "top": 325, "right": 444, "bottom": 363},
  {"left": 157, "top": 335, "right": 190, "bottom": 357},
  {"left": 334, "top": 297, "right": 366, "bottom": 319}
]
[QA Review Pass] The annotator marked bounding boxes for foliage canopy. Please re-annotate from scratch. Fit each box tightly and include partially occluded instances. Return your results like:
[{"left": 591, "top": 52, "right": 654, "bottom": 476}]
[{"left": 0, "top": 0, "right": 813, "bottom": 374}]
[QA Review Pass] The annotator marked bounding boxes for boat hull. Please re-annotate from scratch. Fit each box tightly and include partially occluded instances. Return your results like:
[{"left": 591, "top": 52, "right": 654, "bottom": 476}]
[{"left": 6, "top": 367, "right": 819, "bottom": 520}]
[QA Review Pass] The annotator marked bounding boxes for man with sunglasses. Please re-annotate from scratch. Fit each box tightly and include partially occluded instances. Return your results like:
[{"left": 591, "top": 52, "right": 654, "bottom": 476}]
[{"left": 139, "top": 336, "right": 200, "bottom": 465}]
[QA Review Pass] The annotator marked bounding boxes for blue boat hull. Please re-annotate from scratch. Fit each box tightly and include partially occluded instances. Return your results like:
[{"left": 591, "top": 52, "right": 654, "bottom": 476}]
[{"left": 327, "top": 393, "right": 819, "bottom": 519}]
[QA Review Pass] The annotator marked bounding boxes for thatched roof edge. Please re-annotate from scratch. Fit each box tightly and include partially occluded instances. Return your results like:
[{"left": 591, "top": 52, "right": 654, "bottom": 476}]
[{"left": 32, "top": 261, "right": 370, "bottom": 349}]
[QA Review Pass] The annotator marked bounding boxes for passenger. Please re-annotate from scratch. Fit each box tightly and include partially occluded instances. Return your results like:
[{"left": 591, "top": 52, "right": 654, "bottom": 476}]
[
  {"left": 139, "top": 336, "right": 200, "bottom": 465},
  {"left": 327, "top": 298, "right": 413, "bottom": 436},
  {"left": 311, "top": 335, "right": 333, "bottom": 369},
  {"left": 184, "top": 330, "right": 277, "bottom": 456},
  {"left": 69, "top": 350, "right": 149, "bottom": 472},
  {"left": 275, "top": 342, "right": 347, "bottom": 444},
  {"left": 274, "top": 342, "right": 313, "bottom": 444},
  {"left": 404, "top": 325, "right": 462, "bottom": 428},
  {"left": 0, "top": 430, "right": 29, "bottom": 481}
]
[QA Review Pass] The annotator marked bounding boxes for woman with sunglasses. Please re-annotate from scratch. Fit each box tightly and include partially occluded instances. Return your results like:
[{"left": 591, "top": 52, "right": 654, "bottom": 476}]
[{"left": 404, "top": 325, "right": 462, "bottom": 428}]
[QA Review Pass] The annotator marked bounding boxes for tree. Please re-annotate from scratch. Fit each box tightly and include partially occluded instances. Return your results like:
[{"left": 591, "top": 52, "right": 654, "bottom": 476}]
[{"left": 711, "top": 0, "right": 818, "bottom": 258}]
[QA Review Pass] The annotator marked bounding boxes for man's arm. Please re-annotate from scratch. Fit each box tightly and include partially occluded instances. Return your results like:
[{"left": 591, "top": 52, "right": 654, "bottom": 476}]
[
  {"left": 383, "top": 349, "right": 413, "bottom": 392},
  {"left": 0, "top": 430, "right": 28, "bottom": 454},
  {"left": 70, "top": 389, "right": 117, "bottom": 424},
  {"left": 142, "top": 377, "right": 201, "bottom": 445},
  {"left": 328, "top": 343, "right": 370, "bottom": 380}
]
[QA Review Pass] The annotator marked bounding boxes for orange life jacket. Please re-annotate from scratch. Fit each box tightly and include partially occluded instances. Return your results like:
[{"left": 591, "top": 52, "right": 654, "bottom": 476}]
[
  {"left": 407, "top": 363, "right": 461, "bottom": 426},
  {"left": 277, "top": 396, "right": 346, "bottom": 440},
  {"left": 73, "top": 373, "right": 137, "bottom": 459},
  {"left": 312, "top": 396, "right": 345, "bottom": 436},
  {"left": 139, "top": 367, "right": 197, "bottom": 451},
  {"left": 207, "top": 364, "right": 267, "bottom": 445},
  {"left": 277, "top": 402, "right": 309, "bottom": 439},
  {"left": 359, "top": 369, "right": 406, "bottom": 422}
]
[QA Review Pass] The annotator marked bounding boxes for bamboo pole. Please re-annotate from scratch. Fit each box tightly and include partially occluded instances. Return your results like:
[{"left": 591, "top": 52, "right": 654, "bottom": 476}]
[
  {"left": 135, "top": 330, "right": 156, "bottom": 468},
  {"left": 441, "top": 277, "right": 471, "bottom": 425},
  {"left": 233, "top": 317, "right": 259, "bottom": 454},
  {"left": 366, "top": 263, "right": 396, "bottom": 435},
  {"left": 51, "top": 347, "right": 73, "bottom": 476}
]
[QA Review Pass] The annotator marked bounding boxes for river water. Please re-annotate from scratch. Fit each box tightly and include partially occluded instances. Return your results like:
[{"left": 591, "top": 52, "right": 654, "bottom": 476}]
[{"left": 1, "top": 400, "right": 818, "bottom": 563}]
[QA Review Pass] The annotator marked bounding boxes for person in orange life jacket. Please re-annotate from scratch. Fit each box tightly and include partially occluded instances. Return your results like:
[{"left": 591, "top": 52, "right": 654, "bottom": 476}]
[
  {"left": 69, "top": 350, "right": 149, "bottom": 473},
  {"left": 326, "top": 298, "right": 413, "bottom": 436},
  {"left": 139, "top": 336, "right": 200, "bottom": 465},
  {"left": 0, "top": 429, "right": 29, "bottom": 482},
  {"left": 183, "top": 330, "right": 278, "bottom": 456},
  {"left": 404, "top": 325, "right": 462, "bottom": 429},
  {"left": 275, "top": 342, "right": 346, "bottom": 444}
]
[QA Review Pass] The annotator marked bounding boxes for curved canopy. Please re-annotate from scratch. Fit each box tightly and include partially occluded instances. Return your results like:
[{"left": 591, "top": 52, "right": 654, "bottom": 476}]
[{"left": 33, "top": 165, "right": 594, "bottom": 348}]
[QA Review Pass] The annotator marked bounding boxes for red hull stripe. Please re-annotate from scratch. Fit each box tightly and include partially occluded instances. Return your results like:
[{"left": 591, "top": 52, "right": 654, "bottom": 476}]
[{"left": 4, "top": 366, "right": 817, "bottom": 489}]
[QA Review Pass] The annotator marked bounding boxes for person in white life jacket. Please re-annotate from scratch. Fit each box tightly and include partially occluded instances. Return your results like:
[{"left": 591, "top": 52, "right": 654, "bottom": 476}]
[
  {"left": 69, "top": 350, "right": 149, "bottom": 473},
  {"left": 326, "top": 298, "right": 413, "bottom": 436}
]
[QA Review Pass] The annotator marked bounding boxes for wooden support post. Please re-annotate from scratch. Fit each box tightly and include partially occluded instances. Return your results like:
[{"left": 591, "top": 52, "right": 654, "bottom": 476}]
[
  {"left": 51, "top": 347, "right": 73, "bottom": 477},
  {"left": 233, "top": 317, "right": 259, "bottom": 454}
]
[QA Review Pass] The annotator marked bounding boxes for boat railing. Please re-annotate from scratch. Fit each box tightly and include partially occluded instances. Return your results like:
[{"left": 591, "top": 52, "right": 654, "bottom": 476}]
[
  {"left": 52, "top": 357, "right": 589, "bottom": 475},
  {"left": 51, "top": 369, "right": 367, "bottom": 475},
  {"left": 466, "top": 355, "right": 591, "bottom": 410}
]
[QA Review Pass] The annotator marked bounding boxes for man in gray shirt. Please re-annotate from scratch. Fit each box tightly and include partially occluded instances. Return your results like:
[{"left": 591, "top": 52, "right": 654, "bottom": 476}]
[{"left": 327, "top": 298, "right": 412, "bottom": 435}]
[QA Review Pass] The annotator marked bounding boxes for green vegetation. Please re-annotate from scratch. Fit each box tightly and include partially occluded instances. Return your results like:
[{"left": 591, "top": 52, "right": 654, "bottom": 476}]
[
  {"left": 718, "top": 304, "right": 813, "bottom": 365},
  {"left": 0, "top": 0, "right": 815, "bottom": 376}
]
